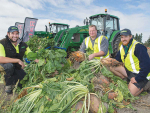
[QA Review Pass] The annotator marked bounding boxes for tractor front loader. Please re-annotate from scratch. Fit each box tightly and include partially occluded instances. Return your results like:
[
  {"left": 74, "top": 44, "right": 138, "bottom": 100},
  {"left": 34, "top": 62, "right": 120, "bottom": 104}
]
[{"left": 54, "top": 25, "right": 89, "bottom": 52}]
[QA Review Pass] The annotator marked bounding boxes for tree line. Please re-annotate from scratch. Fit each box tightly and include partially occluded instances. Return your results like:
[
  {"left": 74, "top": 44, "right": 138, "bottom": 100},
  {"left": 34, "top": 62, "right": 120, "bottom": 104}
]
[
  {"left": 129, "top": 33, "right": 150, "bottom": 47},
  {"left": 143, "top": 36, "right": 150, "bottom": 47},
  {"left": 132, "top": 33, "right": 143, "bottom": 43}
]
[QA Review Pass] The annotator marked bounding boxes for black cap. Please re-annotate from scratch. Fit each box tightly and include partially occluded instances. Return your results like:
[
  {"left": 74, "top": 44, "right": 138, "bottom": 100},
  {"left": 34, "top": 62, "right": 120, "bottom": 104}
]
[
  {"left": 8, "top": 26, "right": 19, "bottom": 33},
  {"left": 120, "top": 29, "right": 132, "bottom": 36}
]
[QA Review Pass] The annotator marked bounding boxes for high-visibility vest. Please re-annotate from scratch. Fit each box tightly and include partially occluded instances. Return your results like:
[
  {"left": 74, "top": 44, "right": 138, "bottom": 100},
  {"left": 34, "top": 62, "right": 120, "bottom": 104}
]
[
  {"left": 85, "top": 35, "right": 109, "bottom": 59},
  {"left": 120, "top": 39, "right": 150, "bottom": 80}
]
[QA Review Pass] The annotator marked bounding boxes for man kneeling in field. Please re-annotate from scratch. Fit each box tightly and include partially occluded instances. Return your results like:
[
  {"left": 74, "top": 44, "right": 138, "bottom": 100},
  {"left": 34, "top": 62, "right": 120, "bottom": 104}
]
[
  {"left": 109, "top": 29, "right": 150, "bottom": 96},
  {"left": 0, "top": 26, "right": 38, "bottom": 94}
]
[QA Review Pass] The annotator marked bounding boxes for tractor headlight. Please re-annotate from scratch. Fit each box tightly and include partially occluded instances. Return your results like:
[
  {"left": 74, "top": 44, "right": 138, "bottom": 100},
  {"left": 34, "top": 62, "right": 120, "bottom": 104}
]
[{"left": 71, "top": 37, "right": 75, "bottom": 40}]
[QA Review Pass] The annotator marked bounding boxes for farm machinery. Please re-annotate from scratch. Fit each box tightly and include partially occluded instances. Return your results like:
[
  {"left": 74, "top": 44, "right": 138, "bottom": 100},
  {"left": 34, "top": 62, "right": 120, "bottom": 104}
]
[
  {"left": 54, "top": 9, "right": 121, "bottom": 57},
  {"left": 34, "top": 23, "right": 69, "bottom": 39},
  {"left": 54, "top": 25, "right": 89, "bottom": 52}
]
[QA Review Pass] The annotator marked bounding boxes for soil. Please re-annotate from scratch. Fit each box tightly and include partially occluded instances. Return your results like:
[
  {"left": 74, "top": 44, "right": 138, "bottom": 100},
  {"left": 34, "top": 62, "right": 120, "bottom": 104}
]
[
  {"left": 0, "top": 83, "right": 18, "bottom": 113},
  {"left": 117, "top": 94, "right": 150, "bottom": 113}
]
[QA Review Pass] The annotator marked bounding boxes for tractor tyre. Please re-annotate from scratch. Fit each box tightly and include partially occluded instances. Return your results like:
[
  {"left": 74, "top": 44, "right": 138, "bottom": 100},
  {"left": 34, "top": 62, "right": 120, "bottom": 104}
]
[{"left": 111, "top": 35, "right": 122, "bottom": 58}]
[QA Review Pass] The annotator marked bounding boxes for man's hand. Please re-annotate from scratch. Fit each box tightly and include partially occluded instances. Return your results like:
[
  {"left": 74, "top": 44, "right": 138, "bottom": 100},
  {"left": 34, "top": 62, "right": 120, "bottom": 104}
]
[
  {"left": 88, "top": 54, "right": 95, "bottom": 60},
  {"left": 18, "top": 59, "right": 25, "bottom": 69},
  {"left": 130, "top": 77, "right": 137, "bottom": 84},
  {"left": 34, "top": 59, "right": 39, "bottom": 63}
]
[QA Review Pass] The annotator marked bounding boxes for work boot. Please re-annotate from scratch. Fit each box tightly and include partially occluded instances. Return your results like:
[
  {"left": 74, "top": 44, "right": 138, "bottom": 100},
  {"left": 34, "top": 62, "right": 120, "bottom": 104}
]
[
  {"left": 5, "top": 85, "right": 12, "bottom": 94},
  {"left": 143, "top": 81, "right": 150, "bottom": 93}
]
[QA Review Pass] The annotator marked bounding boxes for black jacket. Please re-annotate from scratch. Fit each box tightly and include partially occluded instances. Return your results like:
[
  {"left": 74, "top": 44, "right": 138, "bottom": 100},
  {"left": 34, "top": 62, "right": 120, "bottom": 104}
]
[{"left": 0, "top": 35, "right": 28, "bottom": 69}]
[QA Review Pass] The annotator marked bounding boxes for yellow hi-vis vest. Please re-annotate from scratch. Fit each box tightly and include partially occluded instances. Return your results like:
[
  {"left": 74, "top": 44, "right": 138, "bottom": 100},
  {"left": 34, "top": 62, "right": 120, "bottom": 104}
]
[
  {"left": 85, "top": 35, "right": 109, "bottom": 59},
  {"left": 120, "top": 39, "right": 150, "bottom": 80}
]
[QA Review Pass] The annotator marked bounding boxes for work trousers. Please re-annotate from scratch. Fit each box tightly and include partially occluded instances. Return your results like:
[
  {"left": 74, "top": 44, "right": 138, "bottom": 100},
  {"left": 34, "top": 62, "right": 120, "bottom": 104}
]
[{"left": 0, "top": 63, "right": 26, "bottom": 87}]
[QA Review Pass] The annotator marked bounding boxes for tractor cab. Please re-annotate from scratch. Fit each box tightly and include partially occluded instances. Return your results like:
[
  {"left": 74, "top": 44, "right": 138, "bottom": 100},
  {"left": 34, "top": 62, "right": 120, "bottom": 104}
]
[
  {"left": 34, "top": 23, "right": 69, "bottom": 39},
  {"left": 84, "top": 9, "right": 120, "bottom": 40},
  {"left": 49, "top": 23, "right": 69, "bottom": 34}
]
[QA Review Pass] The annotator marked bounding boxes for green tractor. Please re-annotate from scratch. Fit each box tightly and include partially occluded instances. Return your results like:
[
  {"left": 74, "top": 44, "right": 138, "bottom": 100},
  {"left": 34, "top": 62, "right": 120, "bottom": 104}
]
[
  {"left": 54, "top": 25, "right": 89, "bottom": 51},
  {"left": 54, "top": 9, "right": 121, "bottom": 57},
  {"left": 34, "top": 23, "right": 69, "bottom": 39}
]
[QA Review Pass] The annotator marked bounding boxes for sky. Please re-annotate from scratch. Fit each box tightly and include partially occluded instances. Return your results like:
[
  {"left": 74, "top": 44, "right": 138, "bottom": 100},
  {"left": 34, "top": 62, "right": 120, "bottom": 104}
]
[{"left": 0, "top": 0, "right": 150, "bottom": 42}]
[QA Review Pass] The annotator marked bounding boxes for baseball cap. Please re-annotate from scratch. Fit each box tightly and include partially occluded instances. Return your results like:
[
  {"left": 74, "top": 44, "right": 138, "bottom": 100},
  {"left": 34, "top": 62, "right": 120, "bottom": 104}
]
[
  {"left": 8, "top": 26, "right": 19, "bottom": 33},
  {"left": 120, "top": 29, "right": 132, "bottom": 36}
]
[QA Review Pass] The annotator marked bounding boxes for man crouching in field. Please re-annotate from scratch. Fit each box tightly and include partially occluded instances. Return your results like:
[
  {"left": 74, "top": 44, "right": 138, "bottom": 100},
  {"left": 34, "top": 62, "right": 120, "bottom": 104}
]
[
  {"left": 109, "top": 29, "right": 150, "bottom": 96},
  {"left": 0, "top": 26, "right": 38, "bottom": 94}
]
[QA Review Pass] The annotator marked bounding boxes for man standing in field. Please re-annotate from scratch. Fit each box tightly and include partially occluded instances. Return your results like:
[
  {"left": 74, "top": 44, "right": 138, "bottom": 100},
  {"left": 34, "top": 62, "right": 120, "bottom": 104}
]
[
  {"left": 0, "top": 26, "right": 38, "bottom": 94},
  {"left": 79, "top": 25, "right": 109, "bottom": 60},
  {"left": 110, "top": 28, "right": 150, "bottom": 96}
]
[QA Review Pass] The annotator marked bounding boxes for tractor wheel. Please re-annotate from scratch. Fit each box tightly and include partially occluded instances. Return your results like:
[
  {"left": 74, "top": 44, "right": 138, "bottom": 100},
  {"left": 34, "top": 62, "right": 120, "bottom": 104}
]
[{"left": 111, "top": 35, "right": 122, "bottom": 58}]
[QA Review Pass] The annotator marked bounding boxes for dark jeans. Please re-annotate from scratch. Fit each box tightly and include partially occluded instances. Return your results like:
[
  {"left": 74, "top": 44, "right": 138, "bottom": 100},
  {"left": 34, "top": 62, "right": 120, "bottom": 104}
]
[{"left": 0, "top": 63, "right": 26, "bottom": 88}]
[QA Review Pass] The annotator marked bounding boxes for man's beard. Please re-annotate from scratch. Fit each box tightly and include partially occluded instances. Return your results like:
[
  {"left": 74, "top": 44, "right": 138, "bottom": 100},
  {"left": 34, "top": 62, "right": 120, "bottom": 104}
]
[{"left": 9, "top": 37, "right": 18, "bottom": 43}]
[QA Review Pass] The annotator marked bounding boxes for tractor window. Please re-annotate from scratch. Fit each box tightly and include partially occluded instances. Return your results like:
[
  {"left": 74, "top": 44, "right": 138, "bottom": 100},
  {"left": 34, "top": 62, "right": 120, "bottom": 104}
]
[
  {"left": 51, "top": 25, "right": 57, "bottom": 33},
  {"left": 57, "top": 26, "right": 61, "bottom": 32},
  {"left": 114, "top": 18, "right": 118, "bottom": 30},
  {"left": 64, "top": 26, "right": 68, "bottom": 29},
  {"left": 91, "top": 17, "right": 104, "bottom": 33},
  {"left": 106, "top": 17, "right": 114, "bottom": 39},
  {"left": 57, "top": 25, "right": 68, "bottom": 32},
  {"left": 106, "top": 17, "right": 113, "bottom": 29}
]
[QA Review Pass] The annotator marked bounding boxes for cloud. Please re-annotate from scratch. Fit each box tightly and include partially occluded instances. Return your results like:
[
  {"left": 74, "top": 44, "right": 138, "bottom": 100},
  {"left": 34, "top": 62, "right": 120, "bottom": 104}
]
[
  {"left": 35, "top": 19, "right": 52, "bottom": 31},
  {"left": 0, "top": 17, "right": 25, "bottom": 39},
  {"left": 0, "top": 0, "right": 34, "bottom": 39},
  {"left": 126, "top": 2, "right": 150, "bottom": 11},
  {"left": 44, "top": 0, "right": 66, "bottom": 7},
  {"left": 0, "top": 0, "right": 33, "bottom": 17},
  {"left": 35, "top": 18, "right": 82, "bottom": 31},
  {"left": 43, "top": 0, "right": 94, "bottom": 7},
  {"left": 53, "top": 3, "right": 107, "bottom": 20},
  {"left": 110, "top": 10, "right": 150, "bottom": 42},
  {"left": 11, "top": 0, "right": 43, "bottom": 9},
  {"left": 0, "top": 0, "right": 150, "bottom": 43},
  {"left": 73, "top": 0, "right": 94, "bottom": 5}
]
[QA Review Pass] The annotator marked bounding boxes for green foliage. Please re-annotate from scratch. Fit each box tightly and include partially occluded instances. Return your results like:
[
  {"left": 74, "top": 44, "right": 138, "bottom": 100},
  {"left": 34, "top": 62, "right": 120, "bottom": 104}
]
[
  {"left": 14, "top": 35, "right": 141, "bottom": 112},
  {"left": 21, "top": 36, "right": 70, "bottom": 87},
  {"left": 114, "top": 88, "right": 123, "bottom": 102},
  {"left": 98, "top": 101, "right": 107, "bottom": 113},
  {"left": 26, "top": 52, "right": 37, "bottom": 60},
  {"left": 101, "top": 93, "right": 109, "bottom": 103},
  {"left": 55, "top": 60, "right": 95, "bottom": 92},
  {"left": 108, "top": 104, "right": 115, "bottom": 113},
  {"left": 26, "top": 35, "right": 55, "bottom": 52},
  {"left": 21, "top": 49, "right": 70, "bottom": 87},
  {"left": 12, "top": 81, "right": 90, "bottom": 113},
  {"left": 85, "top": 47, "right": 94, "bottom": 56}
]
